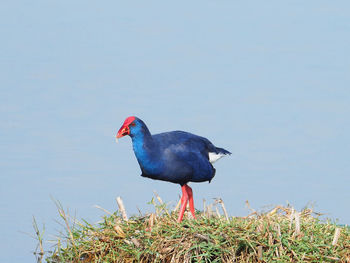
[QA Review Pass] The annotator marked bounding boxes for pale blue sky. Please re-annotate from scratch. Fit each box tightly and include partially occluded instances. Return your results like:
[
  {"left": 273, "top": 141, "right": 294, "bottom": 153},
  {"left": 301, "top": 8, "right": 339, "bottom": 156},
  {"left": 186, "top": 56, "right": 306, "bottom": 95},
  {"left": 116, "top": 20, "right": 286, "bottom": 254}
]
[{"left": 1, "top": 1, "right": 349, "bottom": 261}]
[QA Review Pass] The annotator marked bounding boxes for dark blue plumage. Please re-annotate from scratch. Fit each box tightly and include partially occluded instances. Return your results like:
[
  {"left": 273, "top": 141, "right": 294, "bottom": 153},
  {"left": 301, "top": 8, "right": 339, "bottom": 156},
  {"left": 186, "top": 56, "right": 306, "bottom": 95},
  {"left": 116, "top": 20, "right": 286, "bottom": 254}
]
[
  {"left": 124, "top": 117, "right": 231, "bottom": 186},
  {"left": 116, "top": 116, "right": 231, "bottom": 222}
]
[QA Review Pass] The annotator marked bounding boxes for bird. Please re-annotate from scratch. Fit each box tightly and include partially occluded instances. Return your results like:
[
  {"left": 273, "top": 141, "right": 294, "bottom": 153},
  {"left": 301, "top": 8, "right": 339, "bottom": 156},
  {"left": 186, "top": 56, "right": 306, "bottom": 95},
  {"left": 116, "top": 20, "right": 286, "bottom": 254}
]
[{"left": 116, "top": 116, "right": 231, "bottom": 223}]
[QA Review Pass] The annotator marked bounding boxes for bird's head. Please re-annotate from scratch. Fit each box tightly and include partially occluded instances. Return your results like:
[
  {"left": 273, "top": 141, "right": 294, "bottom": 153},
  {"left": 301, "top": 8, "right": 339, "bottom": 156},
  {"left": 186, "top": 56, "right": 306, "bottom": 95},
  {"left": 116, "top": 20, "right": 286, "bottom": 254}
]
[
  {"left": 116, "top": 116, "right": 137, "bottom": 141},
  {"left": 116, "top": 116, "right": 151, "bottom": 142}
]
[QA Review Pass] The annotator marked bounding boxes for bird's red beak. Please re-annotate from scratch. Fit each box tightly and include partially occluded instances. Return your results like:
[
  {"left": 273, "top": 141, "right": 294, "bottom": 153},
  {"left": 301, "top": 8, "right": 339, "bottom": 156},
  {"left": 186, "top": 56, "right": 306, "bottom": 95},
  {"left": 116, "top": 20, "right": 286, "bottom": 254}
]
[
  {"left": 116, "top": 125, "right": 130, "bottom": 139},
  {"left": 116, "top": 116, "right": 136, "bottom": 142}
]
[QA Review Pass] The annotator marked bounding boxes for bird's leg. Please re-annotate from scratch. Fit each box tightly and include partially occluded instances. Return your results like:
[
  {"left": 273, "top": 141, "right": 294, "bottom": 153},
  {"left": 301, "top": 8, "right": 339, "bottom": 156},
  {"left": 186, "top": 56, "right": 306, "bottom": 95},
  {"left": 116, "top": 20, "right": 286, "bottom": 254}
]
[
  {"left": 177, "top": 185, "right": 189, "bottom": 223},
  {"left": 184, "top": 185, "right": 196, "bottom": 219}
]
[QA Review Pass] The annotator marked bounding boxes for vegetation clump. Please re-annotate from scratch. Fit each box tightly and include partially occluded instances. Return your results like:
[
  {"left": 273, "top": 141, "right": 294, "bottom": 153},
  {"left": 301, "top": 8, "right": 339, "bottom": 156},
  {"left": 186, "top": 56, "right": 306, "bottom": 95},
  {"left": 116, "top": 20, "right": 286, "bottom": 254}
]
[{"left": 40, "top": 198, "right": 350, "bottom": 263}]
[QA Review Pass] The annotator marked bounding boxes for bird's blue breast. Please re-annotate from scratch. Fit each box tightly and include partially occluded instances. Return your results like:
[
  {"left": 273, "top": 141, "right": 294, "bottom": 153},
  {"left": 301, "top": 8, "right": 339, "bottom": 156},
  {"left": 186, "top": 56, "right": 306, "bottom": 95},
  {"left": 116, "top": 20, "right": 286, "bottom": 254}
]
[{"left": 131, "top": 133, "right": 163, "bottom": 176}]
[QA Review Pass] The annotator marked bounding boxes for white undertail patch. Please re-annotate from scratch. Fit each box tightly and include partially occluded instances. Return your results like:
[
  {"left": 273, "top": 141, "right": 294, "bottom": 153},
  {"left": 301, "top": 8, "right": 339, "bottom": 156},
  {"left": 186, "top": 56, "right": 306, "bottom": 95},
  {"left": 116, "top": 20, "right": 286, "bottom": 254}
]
[{"left": 208, "top": 152, "right": 226, "bottom": 163}]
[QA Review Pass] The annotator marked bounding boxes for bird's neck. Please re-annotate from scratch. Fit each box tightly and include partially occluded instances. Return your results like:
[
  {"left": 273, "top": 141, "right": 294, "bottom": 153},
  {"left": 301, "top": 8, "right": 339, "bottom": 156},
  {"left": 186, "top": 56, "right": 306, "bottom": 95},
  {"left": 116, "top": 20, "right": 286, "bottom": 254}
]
[
  {"left": 130, "top": 124, "right": 152, "bottom": 148},
  {"left": 131, "top": 128, "right": 153, "bottom": 152},
  {"left": 131, "top": 126, "right": 161, "bottom": 173}
]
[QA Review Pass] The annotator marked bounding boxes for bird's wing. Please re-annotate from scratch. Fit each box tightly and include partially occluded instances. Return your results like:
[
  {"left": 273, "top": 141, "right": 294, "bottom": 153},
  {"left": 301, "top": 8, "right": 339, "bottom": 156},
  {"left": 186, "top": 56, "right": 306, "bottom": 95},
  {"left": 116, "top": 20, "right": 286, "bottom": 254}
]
[
  {"left": 160, "top": 138, "right": 216, "bottom": 183},
  {"left": 154, "top": 131, "right": 215, "bottom": 157}
]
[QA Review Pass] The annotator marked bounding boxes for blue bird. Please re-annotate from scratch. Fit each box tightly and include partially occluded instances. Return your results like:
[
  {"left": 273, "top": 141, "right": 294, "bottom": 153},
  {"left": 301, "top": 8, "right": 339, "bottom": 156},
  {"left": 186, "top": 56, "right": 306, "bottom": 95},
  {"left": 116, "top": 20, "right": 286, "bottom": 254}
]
[{"left": 116, "top": 116, "right": 231, "bottom": 222}]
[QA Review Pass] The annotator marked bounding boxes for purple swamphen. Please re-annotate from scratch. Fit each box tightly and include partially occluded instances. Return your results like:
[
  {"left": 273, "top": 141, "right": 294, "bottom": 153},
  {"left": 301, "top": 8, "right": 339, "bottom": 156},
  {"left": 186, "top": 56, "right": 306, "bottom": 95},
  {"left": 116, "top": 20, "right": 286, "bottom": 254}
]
[{"left": 116, "top": 116, "right": 231, "bottom": 222}]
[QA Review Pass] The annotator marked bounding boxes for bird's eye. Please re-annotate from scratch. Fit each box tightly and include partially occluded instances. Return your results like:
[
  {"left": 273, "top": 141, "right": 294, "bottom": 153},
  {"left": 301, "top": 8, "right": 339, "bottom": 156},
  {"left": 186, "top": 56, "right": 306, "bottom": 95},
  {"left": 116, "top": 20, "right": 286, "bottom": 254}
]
[{"left": 130, "top": 122, "right": 136, "bottom": 127}]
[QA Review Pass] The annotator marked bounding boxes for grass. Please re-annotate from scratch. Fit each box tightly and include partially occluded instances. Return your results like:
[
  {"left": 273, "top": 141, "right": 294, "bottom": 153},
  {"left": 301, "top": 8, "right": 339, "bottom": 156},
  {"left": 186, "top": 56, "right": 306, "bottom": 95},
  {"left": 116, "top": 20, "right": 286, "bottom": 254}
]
[{"left": 37, "top": 196, "right": 350, "bottom": 263}]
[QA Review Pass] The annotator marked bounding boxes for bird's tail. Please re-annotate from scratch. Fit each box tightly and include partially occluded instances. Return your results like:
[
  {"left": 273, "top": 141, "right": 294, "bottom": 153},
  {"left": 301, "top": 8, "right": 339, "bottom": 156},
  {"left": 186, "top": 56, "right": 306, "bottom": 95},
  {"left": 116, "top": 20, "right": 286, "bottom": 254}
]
[{"left": 208, "top": 147, "right": 231, "bottom": 164}]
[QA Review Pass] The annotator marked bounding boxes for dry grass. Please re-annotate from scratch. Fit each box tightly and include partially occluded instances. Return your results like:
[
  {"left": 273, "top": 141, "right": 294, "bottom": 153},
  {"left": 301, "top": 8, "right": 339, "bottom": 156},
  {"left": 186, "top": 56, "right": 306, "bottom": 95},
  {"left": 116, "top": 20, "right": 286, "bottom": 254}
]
[{"left": 41, "top": 197, "right": 350, "bottom": 263}]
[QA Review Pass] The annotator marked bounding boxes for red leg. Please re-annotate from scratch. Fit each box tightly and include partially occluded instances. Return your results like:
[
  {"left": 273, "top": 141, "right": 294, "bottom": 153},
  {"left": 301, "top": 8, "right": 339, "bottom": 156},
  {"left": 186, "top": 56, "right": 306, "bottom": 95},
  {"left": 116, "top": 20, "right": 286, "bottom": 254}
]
[
  {"left": 180, "top": 190, "right": 185, "bottom": 205},
  {"left": 177, "top": 185, "right": 188, "bottom": 222},
  {"left": 185, "top": 185, "right": 196, "bottom": 219}
]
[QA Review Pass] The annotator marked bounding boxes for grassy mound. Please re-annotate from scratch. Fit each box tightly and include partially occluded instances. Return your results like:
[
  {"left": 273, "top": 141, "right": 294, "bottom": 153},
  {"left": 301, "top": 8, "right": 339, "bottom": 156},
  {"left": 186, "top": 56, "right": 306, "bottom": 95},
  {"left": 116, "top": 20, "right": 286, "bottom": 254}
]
[{"left": 42, "top": 198, "right": 350, "bottom": 263}]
